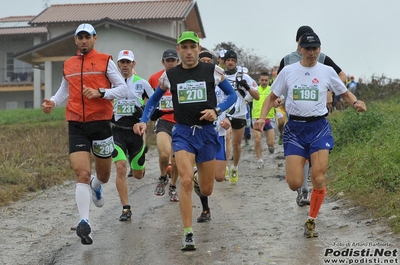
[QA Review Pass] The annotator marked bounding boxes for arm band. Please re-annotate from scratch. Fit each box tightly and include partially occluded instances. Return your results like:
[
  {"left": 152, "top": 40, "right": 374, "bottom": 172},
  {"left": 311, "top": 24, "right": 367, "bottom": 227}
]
[
  {"left": 140, "top": 86, "right": 166, "bottom": 124},
  {"left": 217, "top": 79, "right": 238, "bottom": 112}
]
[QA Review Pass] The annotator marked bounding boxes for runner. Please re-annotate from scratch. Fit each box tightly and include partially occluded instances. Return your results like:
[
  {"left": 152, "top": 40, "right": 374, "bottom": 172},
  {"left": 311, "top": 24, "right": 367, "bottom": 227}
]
[
  {"left": 112, "top": 50, "right": 153, "bottom": 221},
  {"left": 193, "top": 50, "right": 232, "bottom": 222},
  {"left": 223, "top": 50, "right": 259, "bottom": 183},
  {"left": 148, "top": 49, "right": 180, "bottom": 202},
  {"left": 278, "top": 25, "right": 348, "bottom": 207},
  {"left": 254, "top": 32, "right": 366, "bottom": 238},
  {"left": 41, "top": 23, "right": 128, "bottom": 245},
  {"left": 133, "top": 31, "right": 237, "bottom": 250},
  {"left": 252, "top": 72, "right": 276, "bottom": 169}
]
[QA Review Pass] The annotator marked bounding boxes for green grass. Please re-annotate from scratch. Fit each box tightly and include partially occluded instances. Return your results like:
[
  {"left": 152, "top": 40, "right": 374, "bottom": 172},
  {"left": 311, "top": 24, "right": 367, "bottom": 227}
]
[
  {"left": 328, "top": 96, "right": 400, "bottom": 232},
  {"left": 0, "top": 107, "right": 65, "bottom": 125}
]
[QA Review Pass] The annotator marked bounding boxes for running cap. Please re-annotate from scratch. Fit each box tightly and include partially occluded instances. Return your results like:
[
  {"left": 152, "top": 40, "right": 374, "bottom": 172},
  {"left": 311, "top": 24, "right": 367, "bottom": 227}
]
[
  {"left": 75, "top": 23, "right": 96, "bottom": 36},
  {"left": 219, "top": 49, "right": 227, "bottom": 58},
  {"left": 296, "top": 25, "right": 314, "bottom": 41},
  {"left": 118, "top": 50, "right": 134, "bottom": 61},
  {"left": 299, "top": 32, "right": 321, "bottom": 48},
  {"left": 199, "top": 51, "right": 214, "bottom": 60},
  {"left": 177, "top": 31, "right": 199, "bottom": 44},
  {"left": 162, "top": 49, "right": 178, "bottom": 60},
  {"left": 223, "top": 50, "right": 237, "bottom": 61}
]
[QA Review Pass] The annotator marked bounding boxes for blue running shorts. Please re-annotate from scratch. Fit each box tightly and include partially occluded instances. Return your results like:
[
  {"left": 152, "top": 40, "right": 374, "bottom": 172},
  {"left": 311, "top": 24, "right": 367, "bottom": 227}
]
[
  {"left": 215, "top": 135, "right": 226, "bottom": 161},
  {"left": 283, "top": 118, "right": 334, "bottom": 158},
  {"left": 172, "top": 124, "right": 220, "bottom": 163}
]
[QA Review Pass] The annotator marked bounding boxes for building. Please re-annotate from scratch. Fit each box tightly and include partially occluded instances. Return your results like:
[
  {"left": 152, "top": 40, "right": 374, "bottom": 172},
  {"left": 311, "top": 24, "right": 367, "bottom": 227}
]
[{"left": 0, "top": 0, "right": 205, "bottom": 110}]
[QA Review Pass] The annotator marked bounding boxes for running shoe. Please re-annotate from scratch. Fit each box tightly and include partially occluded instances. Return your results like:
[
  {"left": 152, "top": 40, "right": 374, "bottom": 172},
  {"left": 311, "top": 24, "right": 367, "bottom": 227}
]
[
  {"left": 197, "top": 209, "right": 211, "bottom": 223},
  {"left": 119, "top": 208, "right": 132, "bottom": 221},
  {"left": 90, "top": 176, "right": 104, "bottom": 208},
  {"left": 256, "top": 159, "right": 264, "bottom": 169},
  {"left": 224, "top": 166, "right": 230, "bottom": 181},
  {"left": 193, "top": 171, "right": 204, "bottom": 198},
  {"left": 296, "top": 188, "right": 310, "bottom": 207},
  {"left": 278, "top": 135, "right": 283, "bottom": 145},
  {"left": 169, "top": 185, "right": 179, "bottom": 202},
  {"left": 154, "top": 175, "right": 168, "bottom": 196},
  {"left": 268, "top": 146, "right": 275, "bottom": 154},
  {"left": 229, "top": 168, "right": 238, "bottom": 183},
  {"left": 304, "top": 218, "right": 318, "bottom": 238},
  {"left": 76, "top": 219, "right": 93, "bottom": 245},
  {"left": 181, "top": 232, "right": 196, "bottom": 251}
]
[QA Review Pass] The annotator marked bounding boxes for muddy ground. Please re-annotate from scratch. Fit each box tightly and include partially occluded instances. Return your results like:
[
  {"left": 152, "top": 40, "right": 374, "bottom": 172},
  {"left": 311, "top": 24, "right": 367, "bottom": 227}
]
[{"left": 0, "top": 138, "right": 399, "bottom": 265}]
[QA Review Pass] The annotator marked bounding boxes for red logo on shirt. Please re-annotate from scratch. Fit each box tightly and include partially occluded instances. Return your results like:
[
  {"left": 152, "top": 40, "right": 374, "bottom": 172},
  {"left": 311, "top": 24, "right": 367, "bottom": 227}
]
[{"left": 312, "top": 78, "right": 319, "bottom": 84}]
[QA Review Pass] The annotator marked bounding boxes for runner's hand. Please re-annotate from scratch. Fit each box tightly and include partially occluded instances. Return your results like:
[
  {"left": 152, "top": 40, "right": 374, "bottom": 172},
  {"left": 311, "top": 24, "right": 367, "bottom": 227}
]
[
  {"left": 133, "top": 122, "right": 147, "bottom": 135},
  {"left": 237, "top": 79, "right": 250, "bottom": 91},
  {"left": 253, "top": 118, "right": 265, "bottom": 132},
  {"left": 42, "top": 98, "right": 54, "bottom": 114},
  {"left": 200, "top": 109, "right": 217, "bottom": 122}
]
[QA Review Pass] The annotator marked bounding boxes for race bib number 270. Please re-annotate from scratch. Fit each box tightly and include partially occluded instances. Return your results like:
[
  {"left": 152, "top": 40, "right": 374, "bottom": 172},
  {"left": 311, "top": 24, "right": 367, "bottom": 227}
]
[{"left": 177, "top": 81, "right": 207, "bottom": 104}]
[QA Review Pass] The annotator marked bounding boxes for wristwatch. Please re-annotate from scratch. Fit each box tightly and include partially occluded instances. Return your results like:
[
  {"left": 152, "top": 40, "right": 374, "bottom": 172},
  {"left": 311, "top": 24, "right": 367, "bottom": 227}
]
[
  {"left": 214, "top": 107, "right": 222, "bottom": 116},
  {"left": 98, "top": 88, "right": 106, "bottom": 98}
]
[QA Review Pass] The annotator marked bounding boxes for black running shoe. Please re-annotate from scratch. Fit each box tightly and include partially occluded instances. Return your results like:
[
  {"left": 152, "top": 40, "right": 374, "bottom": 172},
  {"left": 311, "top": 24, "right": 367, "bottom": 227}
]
[{"left": 76, "top": 219, "right": 93, "bottom": 245}]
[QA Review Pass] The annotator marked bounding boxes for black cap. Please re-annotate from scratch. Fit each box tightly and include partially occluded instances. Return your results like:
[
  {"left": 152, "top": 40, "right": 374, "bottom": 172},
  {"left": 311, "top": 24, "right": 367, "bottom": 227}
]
[
  {"left": 296, "top": 25, "right": 314, "bottom": 41},
  {"left": 162, "top": 49, "right": 178, "bottom": 60},
  {"left": 199, "top": 51, "right": 214, "bottom": 60},
  {"left": 223, "top": 50, "right": 237, "bottom": 61},
  {"left": 299, "top": 32, "right": 321, "bottom": 48}
]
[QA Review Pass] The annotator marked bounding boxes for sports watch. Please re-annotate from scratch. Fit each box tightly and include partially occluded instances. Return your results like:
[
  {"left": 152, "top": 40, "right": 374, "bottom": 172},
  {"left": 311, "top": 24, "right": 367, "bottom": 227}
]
[
  {"left": 214, "top": 107, "right": 222, "bottom": 116},
  {"left": 98, "top": 88, "right": 106, "bottom": 98}
]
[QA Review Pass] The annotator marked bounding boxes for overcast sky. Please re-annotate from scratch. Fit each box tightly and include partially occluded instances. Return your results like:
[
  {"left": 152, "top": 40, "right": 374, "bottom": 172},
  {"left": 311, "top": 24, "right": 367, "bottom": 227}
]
[{"left": 2, "top": 0, "right": 399, "bottom": 81}]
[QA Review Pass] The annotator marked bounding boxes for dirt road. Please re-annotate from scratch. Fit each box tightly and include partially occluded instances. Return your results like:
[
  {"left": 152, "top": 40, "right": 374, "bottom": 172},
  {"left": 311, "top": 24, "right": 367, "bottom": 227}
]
[{"left": 0, "top": 141, "right": 398, "bottom": 265}]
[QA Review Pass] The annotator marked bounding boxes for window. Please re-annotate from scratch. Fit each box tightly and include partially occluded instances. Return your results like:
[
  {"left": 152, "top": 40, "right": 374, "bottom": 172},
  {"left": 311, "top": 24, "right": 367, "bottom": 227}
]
[{"left": 7, "top": 52, "right": 33, "bottom": 82}]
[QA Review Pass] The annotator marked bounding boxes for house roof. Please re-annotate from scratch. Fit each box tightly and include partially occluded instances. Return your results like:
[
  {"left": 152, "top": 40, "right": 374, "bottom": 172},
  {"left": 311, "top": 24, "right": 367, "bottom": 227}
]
[
  {"left": 30, "top": 0, "right": 205, "bottom": 38},
  {"left": 13, "top": 18, "right": 177, "bottom": 66},
  {"left": 0, "top": 27, "right": 47, "bottom": 35},
  {"left": 0, "top": 16, "right": 47, "bottom": 35},
  {"left": 0, "top": 16, "right": 36, "bottom": 23}
]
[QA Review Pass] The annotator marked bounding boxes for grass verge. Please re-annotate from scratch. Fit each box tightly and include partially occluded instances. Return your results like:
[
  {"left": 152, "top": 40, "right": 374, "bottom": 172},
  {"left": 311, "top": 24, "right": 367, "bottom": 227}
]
[{"left": 328, "top": 96, "right": 400, "bottom": 232}]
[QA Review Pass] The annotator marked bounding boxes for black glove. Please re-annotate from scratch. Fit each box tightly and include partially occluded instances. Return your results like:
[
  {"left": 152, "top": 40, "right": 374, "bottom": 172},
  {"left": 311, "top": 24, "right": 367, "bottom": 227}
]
[
  {"left": 236, "top": 88, "right": 246, "bottom": 98},
  {"left": 237, "top": 79, "right": 250, "bottom": 91}
]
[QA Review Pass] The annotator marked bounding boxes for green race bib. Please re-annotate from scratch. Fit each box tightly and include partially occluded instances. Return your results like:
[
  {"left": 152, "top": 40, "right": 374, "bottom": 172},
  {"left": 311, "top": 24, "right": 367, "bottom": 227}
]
[{"left": 177, "top": 81, "right": 207, "bottom": 104}]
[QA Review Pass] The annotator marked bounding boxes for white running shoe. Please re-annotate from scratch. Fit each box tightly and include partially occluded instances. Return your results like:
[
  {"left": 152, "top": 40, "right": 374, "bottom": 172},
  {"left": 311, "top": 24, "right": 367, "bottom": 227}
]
[
  {"left": 90, "top": 175, "right": 104, "bottom": 207},
  {"left": 257, "top": 159, "right": 264, "bottom": 169}
]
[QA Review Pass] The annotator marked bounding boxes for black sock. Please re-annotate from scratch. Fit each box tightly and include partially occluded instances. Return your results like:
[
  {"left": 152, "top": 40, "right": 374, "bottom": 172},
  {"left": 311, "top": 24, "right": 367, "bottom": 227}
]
[
  {"left": 200, "top": 196, "right": 209, "bottom": 211},
  {"left": 123, "top": 205, "right": 131, "bottom": 209}
]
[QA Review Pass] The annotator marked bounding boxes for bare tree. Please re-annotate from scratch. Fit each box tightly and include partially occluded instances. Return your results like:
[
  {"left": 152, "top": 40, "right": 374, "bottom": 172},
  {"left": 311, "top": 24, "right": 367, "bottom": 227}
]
[{"left": 212, "top": 42, "right": 270, "bottom": 79}]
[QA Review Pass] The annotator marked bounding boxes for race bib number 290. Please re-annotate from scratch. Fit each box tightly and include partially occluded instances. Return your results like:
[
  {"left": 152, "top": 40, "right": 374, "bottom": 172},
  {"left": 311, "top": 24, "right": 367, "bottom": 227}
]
[
  {"left": 92, "top": 136, "right": 114, "bottom": 157},
  {"left": 177, "top": 81, "right": 207, "bottom": 104}
]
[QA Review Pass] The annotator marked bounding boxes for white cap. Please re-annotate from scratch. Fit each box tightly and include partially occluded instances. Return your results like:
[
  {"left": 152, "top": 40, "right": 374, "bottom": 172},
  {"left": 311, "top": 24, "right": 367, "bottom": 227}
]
[
  {"left": 219, "top": 49, "right": 227, "bottom": 58},
  {"left": 117, "top": 50, "right": 135, "bottom": 61},
  {"left": 75, "top": 23, "right": 96, "bottom": 36}
]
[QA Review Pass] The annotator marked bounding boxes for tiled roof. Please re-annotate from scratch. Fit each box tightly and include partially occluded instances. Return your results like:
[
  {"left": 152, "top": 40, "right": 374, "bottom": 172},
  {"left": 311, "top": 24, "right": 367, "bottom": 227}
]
[
  {"left": 0, "top": 27, "right": 48, "bottom": 35},
  {"left": 30, "top": 0, "right": 194, "bottom": 24},
  {"left": 0, "top": 16, "right": 36, "bottom": 23}
]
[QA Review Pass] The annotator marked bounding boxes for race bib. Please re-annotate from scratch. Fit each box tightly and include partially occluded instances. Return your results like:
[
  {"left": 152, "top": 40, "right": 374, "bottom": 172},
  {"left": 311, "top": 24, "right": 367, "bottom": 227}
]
[
  {"left": 115, "top": 99, "right": 141, "bottom": 115},
  {"left": 292, "top": 88, "right": 319, "bottom": 101},
  {"left": 92, "top": 136, "right": 114, "bottom": 157},
  {"left": 177, "top": 81, "right": 207, "bottom": 104},
  {"left": 159, "top": 95, "right": 173, "bottom": 110}
]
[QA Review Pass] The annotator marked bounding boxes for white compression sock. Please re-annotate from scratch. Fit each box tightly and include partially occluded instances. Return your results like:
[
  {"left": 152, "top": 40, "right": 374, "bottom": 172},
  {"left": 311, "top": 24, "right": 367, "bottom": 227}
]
[
  {"left": 76, "top": 183, "right": 91, "bottom": 221},
  {"left": 90, "top": 175, "right": 104, "bottom": 190}
]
